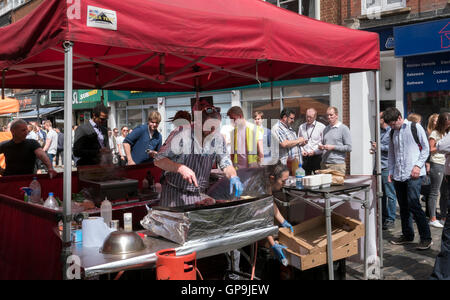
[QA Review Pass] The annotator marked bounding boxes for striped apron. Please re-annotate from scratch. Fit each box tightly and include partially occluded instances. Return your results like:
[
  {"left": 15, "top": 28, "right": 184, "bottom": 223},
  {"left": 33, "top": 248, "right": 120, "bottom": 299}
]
[{"left": 159, "top": 132, "right": 228, "bottom": 208}]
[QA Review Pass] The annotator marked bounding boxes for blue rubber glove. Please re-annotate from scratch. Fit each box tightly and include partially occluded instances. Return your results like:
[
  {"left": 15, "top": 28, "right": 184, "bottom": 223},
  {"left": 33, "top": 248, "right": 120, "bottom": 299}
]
[
  {"left": 271, "top": 243, "right": 288, "bottom": 265},
  {"left": 281, "top": 220, "right": 294, "bottom": 233},
  {"left": 229, "top": 176, "right": 244, "bottom": 198}
]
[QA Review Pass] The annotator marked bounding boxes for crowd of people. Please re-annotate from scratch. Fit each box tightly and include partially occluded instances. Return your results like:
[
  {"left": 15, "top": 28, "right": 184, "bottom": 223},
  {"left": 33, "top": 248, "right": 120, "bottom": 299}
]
[{"left": 0, "top": 102, "right": 449, "bottom": 279}]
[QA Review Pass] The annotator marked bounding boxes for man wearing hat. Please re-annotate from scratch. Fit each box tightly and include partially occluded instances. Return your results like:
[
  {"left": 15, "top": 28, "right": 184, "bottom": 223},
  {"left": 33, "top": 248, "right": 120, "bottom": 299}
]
[{"left": 154, "top": 104, "right": 243, "bottom": 207}]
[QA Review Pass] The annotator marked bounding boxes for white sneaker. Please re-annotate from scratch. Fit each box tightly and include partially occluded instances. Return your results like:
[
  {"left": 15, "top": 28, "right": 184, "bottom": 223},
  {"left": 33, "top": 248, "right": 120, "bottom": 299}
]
[{"left": 429, "top": 220, "right": 444, "bottom": 228}]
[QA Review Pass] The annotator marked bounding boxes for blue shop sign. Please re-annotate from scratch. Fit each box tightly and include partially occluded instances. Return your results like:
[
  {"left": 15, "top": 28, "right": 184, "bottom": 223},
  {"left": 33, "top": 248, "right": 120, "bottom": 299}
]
[
  {"left": 404, "top": 51, "right": 450, "bottom": 92},
  {"left": 366, "top": 27, "right": 394, "bottom": 51},
  {"left": 395, "top": 18, "right": 450, "bottom": 57}
]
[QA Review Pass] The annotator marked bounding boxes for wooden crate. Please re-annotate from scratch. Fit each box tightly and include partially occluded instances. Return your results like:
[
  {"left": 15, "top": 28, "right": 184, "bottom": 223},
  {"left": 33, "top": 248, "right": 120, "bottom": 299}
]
[
  {"left": 278, "top": 212, "right": 364, "bottom": 255},
  {"left": 285, "top": 240, "right": 358, "bottom": 271}
]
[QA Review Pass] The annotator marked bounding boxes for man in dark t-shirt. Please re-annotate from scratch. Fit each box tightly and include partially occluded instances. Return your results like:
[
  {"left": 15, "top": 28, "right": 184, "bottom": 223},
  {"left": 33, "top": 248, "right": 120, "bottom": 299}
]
[{"left": 0, "top": 119, "right": 56, "bottom": 177}]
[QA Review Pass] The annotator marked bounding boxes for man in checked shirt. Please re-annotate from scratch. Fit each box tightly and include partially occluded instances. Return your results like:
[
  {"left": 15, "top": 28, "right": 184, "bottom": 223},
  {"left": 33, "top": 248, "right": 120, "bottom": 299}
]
[{"left": 154, "top": 105, "right": 243, "bottom": 208}]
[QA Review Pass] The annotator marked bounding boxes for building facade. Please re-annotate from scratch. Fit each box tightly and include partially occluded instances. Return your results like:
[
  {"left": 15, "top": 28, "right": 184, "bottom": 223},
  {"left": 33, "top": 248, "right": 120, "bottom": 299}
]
[{"left": 341, "top": 0, "right": 450, "bottom": 174}]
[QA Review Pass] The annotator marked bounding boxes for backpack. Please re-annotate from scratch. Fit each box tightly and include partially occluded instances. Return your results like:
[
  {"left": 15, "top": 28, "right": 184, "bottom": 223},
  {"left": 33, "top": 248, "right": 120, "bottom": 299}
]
[{"left": 390, "top": 121, "right": 422, "bottom": 151}]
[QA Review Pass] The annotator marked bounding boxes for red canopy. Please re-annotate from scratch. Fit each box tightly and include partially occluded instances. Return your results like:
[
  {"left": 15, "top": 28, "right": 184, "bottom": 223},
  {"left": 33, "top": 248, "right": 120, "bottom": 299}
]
[{"left": 0, "top": 0, "right": 379, "bottom": 92}]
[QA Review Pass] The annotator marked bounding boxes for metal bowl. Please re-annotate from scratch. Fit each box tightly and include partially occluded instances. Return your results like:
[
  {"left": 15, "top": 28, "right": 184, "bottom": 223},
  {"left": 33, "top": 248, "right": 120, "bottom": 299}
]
[{"left": 100, "top": 231, "right": 146, "bottom": 255}]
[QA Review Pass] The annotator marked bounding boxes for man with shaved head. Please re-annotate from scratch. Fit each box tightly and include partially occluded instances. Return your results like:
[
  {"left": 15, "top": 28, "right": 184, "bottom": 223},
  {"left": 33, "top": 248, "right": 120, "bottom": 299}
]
[
  {"left": 0, "top": 119, "right": 56, "bottom": 177},
  {"left": 298, "top": 108, "right": 326, "bottom": 175}
]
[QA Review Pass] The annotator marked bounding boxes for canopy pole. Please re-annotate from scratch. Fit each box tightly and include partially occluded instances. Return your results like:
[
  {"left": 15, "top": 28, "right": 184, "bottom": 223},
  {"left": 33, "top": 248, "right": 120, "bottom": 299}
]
[
  {"left": 374, "top": 70, "right": 383, "bottom": 279},
  {"left": 62, "top": 41, "right": 74, "bottom": 280}
]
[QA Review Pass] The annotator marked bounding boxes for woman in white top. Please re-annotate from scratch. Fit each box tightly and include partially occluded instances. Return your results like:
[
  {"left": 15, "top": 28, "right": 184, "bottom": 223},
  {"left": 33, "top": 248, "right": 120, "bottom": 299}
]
[{"left": 428, "top": 112, "right": 450, "bottom": 228}]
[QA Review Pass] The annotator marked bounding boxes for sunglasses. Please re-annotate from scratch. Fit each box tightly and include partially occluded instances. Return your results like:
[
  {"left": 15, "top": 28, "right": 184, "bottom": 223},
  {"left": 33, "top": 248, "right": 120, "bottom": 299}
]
[{"left": 203, "top": 106, "right": 221, "bottom": 114}]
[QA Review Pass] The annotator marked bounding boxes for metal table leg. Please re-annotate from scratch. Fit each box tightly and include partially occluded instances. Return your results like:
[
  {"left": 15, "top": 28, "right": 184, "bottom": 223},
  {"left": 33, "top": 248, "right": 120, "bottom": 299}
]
[
  {"left": 364, "top": 188, "right": 370, "bottom": 280},
  {"left": 325, "top": 193, "right": 334, "bottom": 280}
]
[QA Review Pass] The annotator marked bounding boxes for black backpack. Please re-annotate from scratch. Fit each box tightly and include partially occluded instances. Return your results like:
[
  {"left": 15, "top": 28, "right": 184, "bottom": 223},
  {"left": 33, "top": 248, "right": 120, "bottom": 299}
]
[{"left": 390, "top": 122, "right": 422, "bottom": 151}]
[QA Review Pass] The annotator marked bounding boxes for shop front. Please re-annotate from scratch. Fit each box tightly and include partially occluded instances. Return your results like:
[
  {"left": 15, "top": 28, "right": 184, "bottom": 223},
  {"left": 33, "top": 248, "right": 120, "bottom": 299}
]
[
  {"left": 73, "top": 89, "right": 108, "bottom": 126},
  {"left": 394, "top": 18, "right": 450, "bottom": 123},
  {"left": 108, "top": 90, "right": 158, "bottom": 131},
  {"left": 240, "top": 77, "right": 342, "bottom": 133}
]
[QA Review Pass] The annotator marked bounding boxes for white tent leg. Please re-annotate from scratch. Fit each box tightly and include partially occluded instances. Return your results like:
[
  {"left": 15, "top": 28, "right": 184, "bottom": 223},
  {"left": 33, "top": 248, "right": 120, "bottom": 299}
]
[
  {"left": 374, "top": 70, "right": 383, "bottom": 279},
  {"left": 62, "top": 41, "right": 74, "bottom": 280}
]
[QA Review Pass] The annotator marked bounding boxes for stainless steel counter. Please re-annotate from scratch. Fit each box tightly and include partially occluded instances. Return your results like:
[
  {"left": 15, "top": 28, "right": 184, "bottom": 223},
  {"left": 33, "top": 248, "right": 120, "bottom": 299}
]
[{"left": 71, "top": 226, "right": 278, "bottom": 278}]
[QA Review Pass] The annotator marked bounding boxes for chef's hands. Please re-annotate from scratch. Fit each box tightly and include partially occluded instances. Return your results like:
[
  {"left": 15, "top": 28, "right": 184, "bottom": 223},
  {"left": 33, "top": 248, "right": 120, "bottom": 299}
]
[
  {"left": 178, "top": 165, "right": 198, "bottom": 187},
  {"left": 271, "top": 242, "right": 288, "bottom": 266},
  {"left": 281, "top": 220, "right": 294, "bottom": 233},
  {"left": 230, "top": 176, "right": 244, "bottom": 198}
]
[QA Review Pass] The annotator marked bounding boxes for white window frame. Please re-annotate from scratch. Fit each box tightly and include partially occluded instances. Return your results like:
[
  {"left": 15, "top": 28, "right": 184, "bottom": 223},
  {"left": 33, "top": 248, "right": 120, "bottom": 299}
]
[
  {"left": 266, "top": 0, "right": 320, "bottom": 20},
  {"left": 362, "top": 0, "right": 406, "bottom": 16}
]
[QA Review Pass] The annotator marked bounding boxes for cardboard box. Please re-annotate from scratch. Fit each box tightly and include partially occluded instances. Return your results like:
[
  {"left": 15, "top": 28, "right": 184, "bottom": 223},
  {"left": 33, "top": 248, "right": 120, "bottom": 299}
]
[
  {"left": 279, "top": 212, "right": 364, "bottom": 255},
  {"left": 285, "top": 240, "right": 358, "bottom": 271}
]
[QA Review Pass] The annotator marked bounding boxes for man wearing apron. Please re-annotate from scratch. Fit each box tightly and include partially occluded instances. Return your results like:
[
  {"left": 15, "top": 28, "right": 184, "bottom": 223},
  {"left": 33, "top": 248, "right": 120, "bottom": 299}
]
[{"left": 154, "top": 106, "right": 244, "bottom": 207}]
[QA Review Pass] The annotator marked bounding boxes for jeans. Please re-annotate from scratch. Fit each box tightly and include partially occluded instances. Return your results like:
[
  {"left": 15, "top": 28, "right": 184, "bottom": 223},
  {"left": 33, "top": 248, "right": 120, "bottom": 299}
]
[
  {"left": 382, "top": 169, "right": 397, "bottom": 223},
  {"left": 394, "top": 177, "right": 432, "bottom": 242},
  {"left": 428, "top": 162, "right": 445, "bottom": 219},
  {"left": 47, "top": 153, "right": 55, "bottom": 166},
  {"left": 430, "top": 176, "right": 450, "bottom": 280}
]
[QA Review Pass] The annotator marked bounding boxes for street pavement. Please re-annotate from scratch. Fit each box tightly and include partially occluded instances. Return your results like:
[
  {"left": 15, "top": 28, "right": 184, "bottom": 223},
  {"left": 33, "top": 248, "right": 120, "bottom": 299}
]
[{"left": 346, "top": 201, "right": 444, "bottom": 280}]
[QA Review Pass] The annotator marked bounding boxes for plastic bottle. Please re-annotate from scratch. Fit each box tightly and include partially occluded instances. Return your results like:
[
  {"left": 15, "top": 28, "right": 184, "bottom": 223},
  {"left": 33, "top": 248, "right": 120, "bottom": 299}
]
[
  {"left": 29, "top": 177, "right": 41, "bottom": 204},
  {"left": 295, "top": 163, "right": 305, "bottom": 189},
  {"left": 21, "top": 187, "right": 33, "bottom": 203},
  {"left": 43, "top": 192, "right": 59, "bottom": 210},
  {"left": 100, "top": 197, "right": 112, "bottom": 227}
]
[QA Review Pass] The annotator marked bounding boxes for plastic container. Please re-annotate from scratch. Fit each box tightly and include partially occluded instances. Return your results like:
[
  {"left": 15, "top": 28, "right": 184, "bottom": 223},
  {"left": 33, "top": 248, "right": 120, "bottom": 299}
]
[
  {"left": 21, "top": 187, "right": 33, "bottom": 203},
  {"left": 124, "top": 213, "right": 133, "bottom": 232},
  {"left": 100, "top": 197, "right": 112, "bottom": 227},
  {"left": 29, "top": 177, "right": 41, "bottom": 204},
  {"left": 295, "top": 163, "right": 305, "bottom": 189},
  {"left": 43, "top": 192, "right": 59, "bottom": 210}
]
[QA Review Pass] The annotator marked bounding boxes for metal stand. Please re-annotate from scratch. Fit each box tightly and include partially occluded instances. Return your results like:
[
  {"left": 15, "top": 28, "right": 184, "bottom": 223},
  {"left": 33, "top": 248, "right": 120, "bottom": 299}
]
[{"left": 284, "top": 183, "right": 371, "bottom": 280}]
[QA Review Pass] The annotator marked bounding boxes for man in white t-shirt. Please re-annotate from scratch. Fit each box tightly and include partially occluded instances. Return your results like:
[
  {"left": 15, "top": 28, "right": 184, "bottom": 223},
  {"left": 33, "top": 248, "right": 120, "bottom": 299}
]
[{"left": 43, "top": 120, "right": 58, "bottom": 167}]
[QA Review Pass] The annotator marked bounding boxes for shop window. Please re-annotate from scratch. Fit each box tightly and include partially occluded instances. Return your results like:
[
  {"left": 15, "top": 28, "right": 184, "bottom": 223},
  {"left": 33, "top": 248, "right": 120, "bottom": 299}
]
[
  {"left": 380, "top": 100, "right": 396, "bottom": 112},
  {"left": 265, "top": 0, "right": 318, "bottom": 19},
  {"left": 241, "top": 83, "right": 330, "bottom": 132},
  {"left": 362, "top": 0, "right": 405, "bottom": 16},
  {"left": 115, "top": 99, "right": 157, "bottom": 131},
  {"left": 406, "top": 90, "right": 450, "bottom": 127}
]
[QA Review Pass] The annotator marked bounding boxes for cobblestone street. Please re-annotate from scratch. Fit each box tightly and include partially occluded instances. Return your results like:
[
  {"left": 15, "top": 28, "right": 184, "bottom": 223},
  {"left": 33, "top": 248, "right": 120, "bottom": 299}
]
[{"left": 346, "top": 201, "right": 444, "bottom": 280}]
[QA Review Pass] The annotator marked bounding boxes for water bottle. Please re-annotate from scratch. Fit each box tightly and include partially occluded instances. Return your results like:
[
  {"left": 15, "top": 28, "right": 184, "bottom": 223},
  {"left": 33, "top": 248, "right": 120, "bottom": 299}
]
[
  {"left": 295, "top": 163, "right": 305, "bottom": 189},
  {"left": 100, "top": 197, "right": 112, "bottom": 227},
  {"left": 29, "top": 177, "right": 41, "bottom": 204},
  {"left": 43, "top": 192, "right": 59, "bottom": 210}
]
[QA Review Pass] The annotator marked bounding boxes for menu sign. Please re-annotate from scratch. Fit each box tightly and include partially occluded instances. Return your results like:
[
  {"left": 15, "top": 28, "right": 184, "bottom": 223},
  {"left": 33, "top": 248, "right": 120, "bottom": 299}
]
[{"left": 404, "top": 51, "right": 450, "bottom": 92}]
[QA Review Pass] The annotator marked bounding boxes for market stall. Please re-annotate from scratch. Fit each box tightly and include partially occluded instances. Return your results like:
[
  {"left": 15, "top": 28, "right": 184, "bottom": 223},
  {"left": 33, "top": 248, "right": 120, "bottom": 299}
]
[{"left": 0, "top": 0, "right": 380, "bottom": 280}]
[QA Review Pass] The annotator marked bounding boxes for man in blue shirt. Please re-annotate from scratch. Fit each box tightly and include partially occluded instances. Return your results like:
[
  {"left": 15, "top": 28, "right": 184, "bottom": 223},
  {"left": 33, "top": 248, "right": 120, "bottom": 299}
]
[
  {"left": 384, "top": 107, "right": 432, "bottom": 250},
  {"left": 371, "top": 112, "right": 397, "bottom": 230},
  {"left": 123, "top": 111, "right": 162, "bottom": 165}
]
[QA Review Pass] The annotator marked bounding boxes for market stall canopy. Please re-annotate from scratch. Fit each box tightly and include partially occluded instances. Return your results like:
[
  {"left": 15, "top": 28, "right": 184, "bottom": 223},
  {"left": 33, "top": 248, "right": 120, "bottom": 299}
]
[
  {"left": 0, "top": 0, "right": 379, "bottom": 92},
  {"left": 0, "top": 98, "right": 19, "bottom": 114}
]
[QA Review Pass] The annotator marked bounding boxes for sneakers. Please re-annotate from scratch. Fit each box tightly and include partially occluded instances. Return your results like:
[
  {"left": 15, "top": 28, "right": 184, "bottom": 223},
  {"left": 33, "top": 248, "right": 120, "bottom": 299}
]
[
  {"left": 382, "top": 220, "right": 395, "bottom": 230},
  {"left": 416, "top": 240, "right": 433, "bottom": 251},
  {"left": 390, "top": 236, "right": 414, "bottom": 245},
  {"left": 429, "top": 220, "right": 444, "bottom": 228}
]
